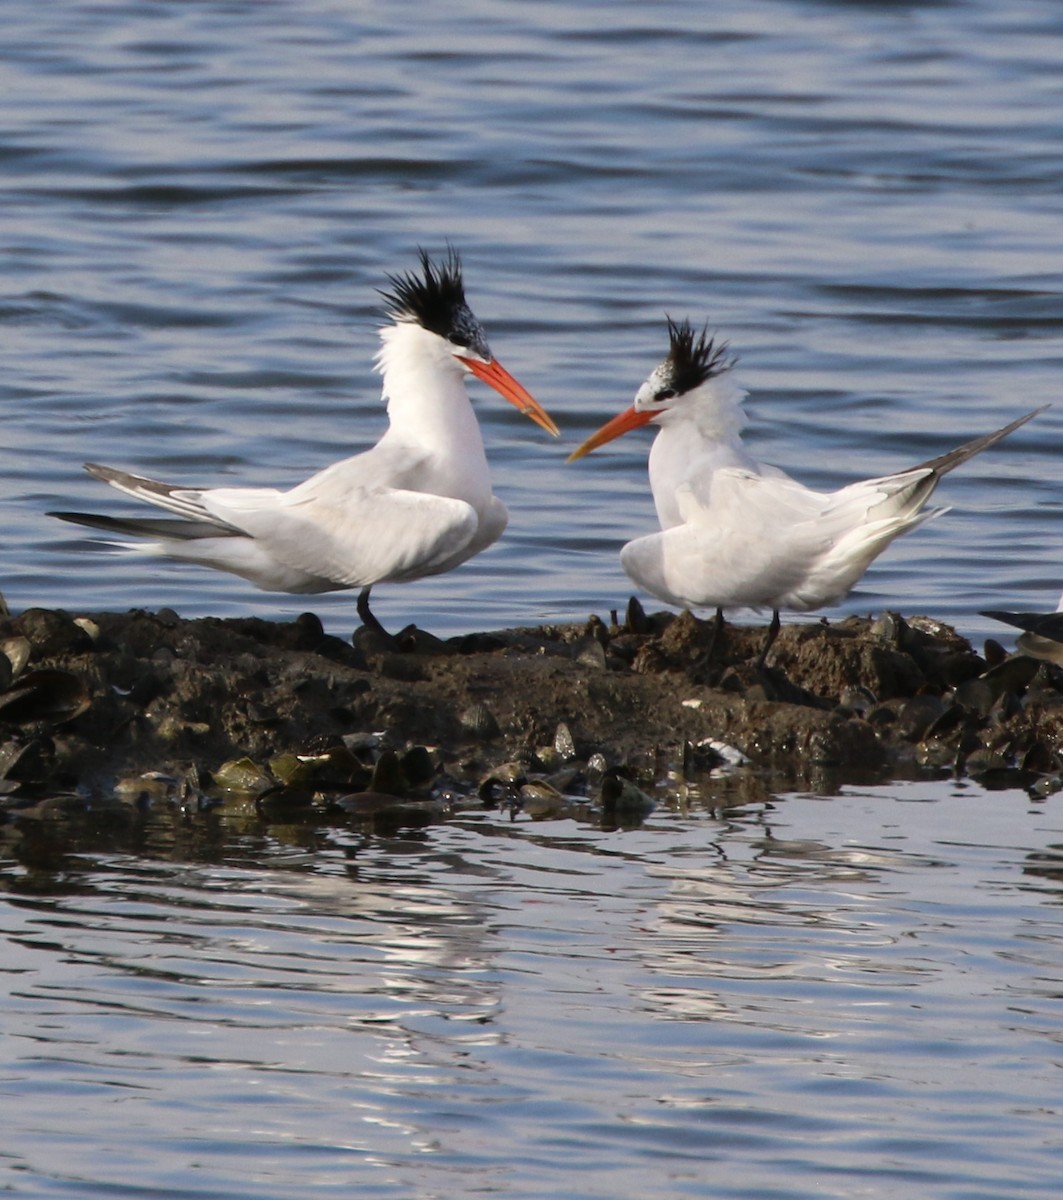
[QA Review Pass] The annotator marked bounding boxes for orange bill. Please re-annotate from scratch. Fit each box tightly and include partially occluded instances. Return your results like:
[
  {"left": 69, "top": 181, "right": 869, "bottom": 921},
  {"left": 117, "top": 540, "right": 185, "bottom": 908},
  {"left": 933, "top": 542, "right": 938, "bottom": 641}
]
[
  {"left": 459, "top": 355, "right": 560, "bottom": 437},
  {"left": 566, "top": 404, "right": 653, "bottom": 461}
]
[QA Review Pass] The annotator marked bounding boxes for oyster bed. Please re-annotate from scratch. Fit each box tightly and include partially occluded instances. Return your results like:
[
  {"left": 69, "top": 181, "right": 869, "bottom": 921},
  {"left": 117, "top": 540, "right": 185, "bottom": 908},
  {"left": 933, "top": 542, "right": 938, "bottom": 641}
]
[{"left": 1, "top": 601, "right": 1061, "bottom": 835}]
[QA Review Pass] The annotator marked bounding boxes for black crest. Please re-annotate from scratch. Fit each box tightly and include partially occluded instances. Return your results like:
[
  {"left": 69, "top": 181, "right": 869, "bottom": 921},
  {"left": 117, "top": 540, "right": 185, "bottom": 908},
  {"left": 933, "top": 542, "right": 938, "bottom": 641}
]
[
  {"left": 379, "top": 248, "right": 487, "bottom": 355},
  {"left": 664, "top": 317, "right": 732, "bottom": 395}
]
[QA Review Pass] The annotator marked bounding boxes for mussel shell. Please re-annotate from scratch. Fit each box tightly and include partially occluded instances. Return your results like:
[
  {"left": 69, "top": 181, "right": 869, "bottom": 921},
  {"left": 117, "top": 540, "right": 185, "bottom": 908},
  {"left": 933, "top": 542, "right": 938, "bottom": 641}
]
[
  {"left": 460, "top": 703, "right": 500, "bottom": 739},
  {"left": 255, "top": 786, "right": 318, "bottom": 819},
  {"left": 600, "top": 771, "right": 655, "bottom": 815},
  {"left": 0, "top": 736, "right": 55, "bottom": 782},
  {"left": 519, "top": 779, "right": 567, "bottom": 818},
  {"left": 268, "top": 752, "right": 314, "bottom": 786},
  {"left": 399, "top": 745, "right": 435, "bottom": 788},
  {"left": 1, "top": 636, "right": 31, "bottom": 681},
  {"left": 113, "top": 772, "right": 181, "bottom": 805},
  {"left": 213, "top": 756, "right": 274, "bottom": 797},
  {"left": 553, "top": 721, "right": 578, "bottom": 760},
  {"left": 980, "top": 654, "right": 1041, "bottom": 698},
  {"left": 573, "top": 639, "right": 607, "bottom": 670},
  {"left": 271, "top": 745, "right": 373, "bottom": 790},
  {"left": 329, "top": 791, "right": 440, "bottom": 832},
  {"left": 0, "top": 669, "right": 91, "bottom": 726},
  {"left": 329, "top": 790, "right": 407, "bottom": 813},
  {"left": 478, "top": 760, "right": 527, "bottom": 801},
  {"left": 368, "top": 749, "right": 408, "bottom": 796}
]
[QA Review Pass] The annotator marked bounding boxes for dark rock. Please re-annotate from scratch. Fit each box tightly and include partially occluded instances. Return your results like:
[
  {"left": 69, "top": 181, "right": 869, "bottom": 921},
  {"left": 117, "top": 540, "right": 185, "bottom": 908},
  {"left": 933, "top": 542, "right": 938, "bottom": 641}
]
[
  {"left": 2, "top": 603, "right": 1063, "bottom": 822},
  {"left": 573, "top": 638, "right": 607, "bottom": 670},
  {"left": 376, "top": 654, "right": 428, "bottom": 683}
]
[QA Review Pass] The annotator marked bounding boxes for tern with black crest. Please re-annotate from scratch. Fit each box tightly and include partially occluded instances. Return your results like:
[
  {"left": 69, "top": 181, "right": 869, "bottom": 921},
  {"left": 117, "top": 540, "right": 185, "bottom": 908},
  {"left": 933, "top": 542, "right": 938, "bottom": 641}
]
[
  {"left": 52, "top": 249, "right": 559, "bottom": 633},
  {"left": 570, "top": 317, "right": 1043, "bottom": 662}
]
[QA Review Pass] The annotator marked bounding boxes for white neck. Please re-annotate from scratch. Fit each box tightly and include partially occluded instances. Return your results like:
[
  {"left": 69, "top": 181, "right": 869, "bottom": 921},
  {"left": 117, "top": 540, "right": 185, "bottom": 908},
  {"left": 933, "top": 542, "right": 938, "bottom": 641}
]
[
  {"left": 647, "top": 375, "right": 757, "bottom": 528},
  {"left": 372, "top": 320, "right": 492, "bottom": 508},
  {"left": 375, "top": 321, "right": 485, "bottom": 455},
  {"left": 658, "top": 373, "right": 750, "bottom": 442}
]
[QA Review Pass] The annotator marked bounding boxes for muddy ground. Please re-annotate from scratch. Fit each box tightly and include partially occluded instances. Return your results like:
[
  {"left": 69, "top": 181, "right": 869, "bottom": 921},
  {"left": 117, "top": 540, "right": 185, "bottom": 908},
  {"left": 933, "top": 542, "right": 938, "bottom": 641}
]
[{"left": 1, "top": 597, "right": 1062, "bottom": 836}]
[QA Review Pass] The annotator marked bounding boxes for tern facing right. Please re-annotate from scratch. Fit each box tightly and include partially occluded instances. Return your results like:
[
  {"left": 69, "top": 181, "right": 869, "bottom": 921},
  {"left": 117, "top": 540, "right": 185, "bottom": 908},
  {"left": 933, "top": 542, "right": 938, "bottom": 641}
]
[
  {"left": 570, "top": 318, "right": 1044, "bottom": 659},
  {"left": 51, "top": 249, "right": 559, "bottom": 634}
]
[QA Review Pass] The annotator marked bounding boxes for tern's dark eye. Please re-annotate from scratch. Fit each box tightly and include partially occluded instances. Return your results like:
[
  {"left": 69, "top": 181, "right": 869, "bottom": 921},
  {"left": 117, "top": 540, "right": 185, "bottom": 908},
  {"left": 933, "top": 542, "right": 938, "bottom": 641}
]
[
  {"left": 448, "top": 332, "right": 469, "bottom": 348},
  {"left": 655, "top": 388, "right": 677, "bottom": 402}
]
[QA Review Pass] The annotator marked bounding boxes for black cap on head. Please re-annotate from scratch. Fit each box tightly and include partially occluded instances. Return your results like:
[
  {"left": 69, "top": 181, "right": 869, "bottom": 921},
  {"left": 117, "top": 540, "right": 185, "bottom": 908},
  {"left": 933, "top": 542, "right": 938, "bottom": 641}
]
[
  {"left": 663, "top": 316, "right": 732, "bottom": 396},
  {"left": 380, "top": 248, "right": 490, "bottom": 359}
]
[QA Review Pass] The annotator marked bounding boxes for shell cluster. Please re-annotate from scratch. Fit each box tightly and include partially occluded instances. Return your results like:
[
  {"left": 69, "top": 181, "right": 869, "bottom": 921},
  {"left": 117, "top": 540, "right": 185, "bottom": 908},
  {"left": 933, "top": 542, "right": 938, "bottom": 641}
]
[{"left": 2, "top": 602, "right": 1062, "bottom": 845}]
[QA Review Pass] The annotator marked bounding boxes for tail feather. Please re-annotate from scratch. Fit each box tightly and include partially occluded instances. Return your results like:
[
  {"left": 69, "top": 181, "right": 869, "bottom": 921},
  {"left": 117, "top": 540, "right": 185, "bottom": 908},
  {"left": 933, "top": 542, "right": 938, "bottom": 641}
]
[
  {"left": 913, "top": 406, "right": 1046, "bottom": 477},
  {"left": 806, "top": 504, "right": 948, "bottom": 607},
  {"left": 981, "top": 609, "right": 1063, "bottom": 642},
  {"left": 49, "top": 510, "right": 239, "bottom": 542},
  {"left": 865, "top": 405, "right": 1048, "bottom": 524},
  {"left": 83, "top": 463, "right": 239, "bottom": 530}
]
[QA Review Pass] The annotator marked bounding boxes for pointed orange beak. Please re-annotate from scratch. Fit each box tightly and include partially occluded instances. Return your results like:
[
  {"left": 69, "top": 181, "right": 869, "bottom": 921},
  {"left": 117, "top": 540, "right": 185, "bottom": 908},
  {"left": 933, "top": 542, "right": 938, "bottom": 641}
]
[
  {"left": 566, "top": 404, "right": 653, "bottom": 461},
  {"left": 458, "top": 355, "right": 560, "bottom": 437}
]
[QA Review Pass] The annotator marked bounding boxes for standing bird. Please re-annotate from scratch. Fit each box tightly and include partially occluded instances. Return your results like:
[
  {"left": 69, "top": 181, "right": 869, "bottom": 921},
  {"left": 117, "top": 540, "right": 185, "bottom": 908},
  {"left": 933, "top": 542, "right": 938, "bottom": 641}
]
[
  {"left": 52, "top": 249, "right": 559, "bottom": 633},
  {"left": 569, "top": 317, "right": 1042, "bottom": 662}
]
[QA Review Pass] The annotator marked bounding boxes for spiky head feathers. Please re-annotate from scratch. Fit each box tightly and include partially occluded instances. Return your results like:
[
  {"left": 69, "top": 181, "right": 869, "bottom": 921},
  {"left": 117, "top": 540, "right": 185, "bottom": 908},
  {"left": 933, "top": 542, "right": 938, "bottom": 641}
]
[
  {"left": 657, "top": 317, "right": 732, "bottom": 398},
  {"left": 380, "top": 248, "right": 490, "bottom": 360}
]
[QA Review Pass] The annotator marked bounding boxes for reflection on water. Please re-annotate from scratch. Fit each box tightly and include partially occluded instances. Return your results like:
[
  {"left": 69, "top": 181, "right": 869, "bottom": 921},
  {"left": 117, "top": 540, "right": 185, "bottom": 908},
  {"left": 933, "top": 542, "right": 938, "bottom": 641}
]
[{"left": 3, "top": 780, "right": 1063, "bottom": 1198}]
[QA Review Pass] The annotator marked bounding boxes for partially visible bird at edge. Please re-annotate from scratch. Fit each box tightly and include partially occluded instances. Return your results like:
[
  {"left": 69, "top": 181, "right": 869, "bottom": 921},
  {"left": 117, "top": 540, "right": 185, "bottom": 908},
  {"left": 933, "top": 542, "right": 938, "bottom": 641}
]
[{"left": 983, "top": 593, "right": 1063, "bottom": 665}]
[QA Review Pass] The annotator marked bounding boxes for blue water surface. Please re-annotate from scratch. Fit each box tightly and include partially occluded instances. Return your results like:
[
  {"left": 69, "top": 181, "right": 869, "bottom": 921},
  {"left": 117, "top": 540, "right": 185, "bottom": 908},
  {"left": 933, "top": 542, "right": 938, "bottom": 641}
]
[{"left": 1, "top": 0, "right": 1060, "bottom": 641}]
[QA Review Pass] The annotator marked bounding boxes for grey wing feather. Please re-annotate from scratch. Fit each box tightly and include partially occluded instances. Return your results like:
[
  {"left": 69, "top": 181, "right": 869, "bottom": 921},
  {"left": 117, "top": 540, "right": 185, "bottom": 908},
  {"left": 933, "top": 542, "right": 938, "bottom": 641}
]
[{"left": 83, "top": 463, "right": 242, "bottom": 531}]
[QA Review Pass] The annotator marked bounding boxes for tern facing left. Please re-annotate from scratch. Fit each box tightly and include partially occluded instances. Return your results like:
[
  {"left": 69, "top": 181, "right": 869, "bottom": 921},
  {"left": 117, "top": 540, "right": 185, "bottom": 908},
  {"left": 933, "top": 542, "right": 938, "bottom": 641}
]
[
  {"left": 569, "top": 318, "right": 1043, "bottom": 659},
  {"left": 51, "top": 249, "right": 559, "bottom": 632}
]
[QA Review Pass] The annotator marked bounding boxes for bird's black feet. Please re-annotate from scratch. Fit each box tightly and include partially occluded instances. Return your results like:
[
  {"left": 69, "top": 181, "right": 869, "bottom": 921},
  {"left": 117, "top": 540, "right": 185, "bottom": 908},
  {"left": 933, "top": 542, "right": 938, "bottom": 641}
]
[
  {"left": 755, "top": 610, "right": 781, "bottom": 670},
  {"left": 353, "top": 586, "right": 401, "bottom": 652},
  {"left": 356, "top": 587, "right": 390, "bottom": 637}
]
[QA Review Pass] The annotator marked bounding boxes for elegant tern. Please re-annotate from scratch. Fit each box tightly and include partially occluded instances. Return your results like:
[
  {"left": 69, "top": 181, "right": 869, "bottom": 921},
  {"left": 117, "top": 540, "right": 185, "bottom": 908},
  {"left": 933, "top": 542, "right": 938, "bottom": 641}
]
[
  {"left": 570, "top": 317, "right": 1043, "bottom": 661},
  {"left": 52, "top": 249, "right": 559, "bottom": 632}
]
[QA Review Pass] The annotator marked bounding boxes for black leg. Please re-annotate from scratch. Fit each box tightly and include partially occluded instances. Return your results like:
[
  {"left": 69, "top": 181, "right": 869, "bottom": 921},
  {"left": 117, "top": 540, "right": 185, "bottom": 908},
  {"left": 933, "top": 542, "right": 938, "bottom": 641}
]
[
  {"left": 698, "top": 606, "right": 726, "bottom": 662},
  {"left": 356, "top": 586, "right": 390, "bottom": 637},
  {"left": 710, "top": 606, "right": 725, "bottom": 652},
  {"left": 756, "top": 609, "right": 781, "bottom": 668},
  {"left": 690, "top": 607, "right": 726, "bottom": 680}
]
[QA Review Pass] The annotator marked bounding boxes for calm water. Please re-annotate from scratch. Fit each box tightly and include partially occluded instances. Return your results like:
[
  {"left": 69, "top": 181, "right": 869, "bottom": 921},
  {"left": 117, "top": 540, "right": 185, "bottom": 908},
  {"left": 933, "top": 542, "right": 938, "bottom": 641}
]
[
  {"left": 3, "top": 0, "right": 1063, "bottom": 1195},
  {"left": 4, "top": 780, "right": 1063, "bottom": 1199},
  {"left": 2, "top": 0, "right": 1061, "bottom": 642}
]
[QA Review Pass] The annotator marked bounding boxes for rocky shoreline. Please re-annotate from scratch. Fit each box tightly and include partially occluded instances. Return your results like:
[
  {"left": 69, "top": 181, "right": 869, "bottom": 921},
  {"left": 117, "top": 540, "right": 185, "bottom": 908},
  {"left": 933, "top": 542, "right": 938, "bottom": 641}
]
[{"left": 1, "top": 601, "right": 1060, "bottom": 837}]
